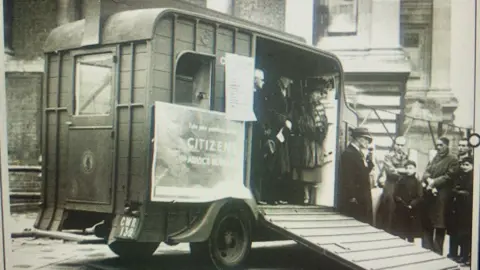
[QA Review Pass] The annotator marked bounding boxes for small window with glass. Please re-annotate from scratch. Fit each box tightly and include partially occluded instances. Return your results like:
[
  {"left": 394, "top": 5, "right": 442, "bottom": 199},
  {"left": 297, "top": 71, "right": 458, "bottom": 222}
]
[{"left": 74, "top": 53, "right": 114, "bottom": 116}]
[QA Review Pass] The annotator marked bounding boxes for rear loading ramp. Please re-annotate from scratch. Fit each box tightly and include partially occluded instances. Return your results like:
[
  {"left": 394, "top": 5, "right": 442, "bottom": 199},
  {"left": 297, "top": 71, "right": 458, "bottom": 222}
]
[{"left": 259, "top": 205, "right": 460, "bottom": 270}]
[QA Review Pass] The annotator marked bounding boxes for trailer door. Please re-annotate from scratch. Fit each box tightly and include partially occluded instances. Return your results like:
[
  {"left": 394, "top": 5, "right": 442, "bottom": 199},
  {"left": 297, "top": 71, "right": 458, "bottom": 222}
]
[{"left": 65, "top": 51, "right": 116, "bottom": 210}]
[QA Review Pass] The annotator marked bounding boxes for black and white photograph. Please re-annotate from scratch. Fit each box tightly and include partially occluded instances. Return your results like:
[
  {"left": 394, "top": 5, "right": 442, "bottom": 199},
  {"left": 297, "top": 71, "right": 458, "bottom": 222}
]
[{"left": 0, "top": 0, "right": 479, "bottom": 270}]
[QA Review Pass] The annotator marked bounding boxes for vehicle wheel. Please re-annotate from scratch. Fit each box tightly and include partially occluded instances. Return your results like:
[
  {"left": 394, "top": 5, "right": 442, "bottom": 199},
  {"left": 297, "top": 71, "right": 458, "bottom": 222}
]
[
  {"left": 108, "top": 240, "right": 159, "bottom": 260},
  {"left": 190, "top": 207, "right": 252, "bottom": 270}
]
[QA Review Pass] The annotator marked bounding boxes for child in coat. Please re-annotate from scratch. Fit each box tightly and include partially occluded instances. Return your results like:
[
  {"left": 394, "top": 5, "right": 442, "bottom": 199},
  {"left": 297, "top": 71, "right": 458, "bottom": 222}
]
[
  {"left": 392, "top": 160, "right": 423, "bottom": 242},
  {"left": 448, "top": 157, "right": 474, "bottom": 265}
]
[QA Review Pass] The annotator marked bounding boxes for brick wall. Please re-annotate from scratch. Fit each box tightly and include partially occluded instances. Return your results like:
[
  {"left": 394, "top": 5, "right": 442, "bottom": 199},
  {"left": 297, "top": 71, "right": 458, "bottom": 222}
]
[
  {"left": 234, "top": 0, "right": 286, "bottom": 31},
  {"left": 6, "top": 0, "right": 56, "bottom": 199},
  {"left": 11, "top": 0, "right": 57, "bottom": 60},
  {"left": 6, "top": 73, "right": 42, "bottom": 166},
  {"left": 6, "top": 72, "right": 43, "bottom": 195}
]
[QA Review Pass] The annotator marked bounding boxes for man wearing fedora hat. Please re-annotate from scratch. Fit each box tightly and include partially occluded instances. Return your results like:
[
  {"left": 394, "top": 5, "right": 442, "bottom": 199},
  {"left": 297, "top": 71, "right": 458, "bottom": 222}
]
[{"left": 337, "top": 127, "right": 375, "bottom": 225}]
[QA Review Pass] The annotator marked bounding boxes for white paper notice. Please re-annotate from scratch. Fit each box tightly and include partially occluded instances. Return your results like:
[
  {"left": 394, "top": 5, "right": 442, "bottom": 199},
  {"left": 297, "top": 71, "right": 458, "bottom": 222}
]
[{"left": 224, "top": 53, "right": 257, "bottom": 122}]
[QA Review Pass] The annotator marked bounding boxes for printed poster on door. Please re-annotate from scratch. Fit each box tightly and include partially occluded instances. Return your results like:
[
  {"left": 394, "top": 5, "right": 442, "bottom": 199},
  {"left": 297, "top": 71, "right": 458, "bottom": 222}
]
[
  {"left": 150, "top": 101, "right": 252, "bottom": 202},
  {"left": 224, "top": 53, "right": 257, "bottom": 122}
]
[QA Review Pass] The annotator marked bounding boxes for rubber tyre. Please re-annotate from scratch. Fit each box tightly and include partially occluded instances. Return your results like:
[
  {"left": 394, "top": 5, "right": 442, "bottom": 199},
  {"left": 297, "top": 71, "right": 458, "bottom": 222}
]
[
  {"left": 190, "top": 207, "right": 252, "bottom": 270},
  {"left": 108, "top": 240, "right": 160, "bottom": 260}
]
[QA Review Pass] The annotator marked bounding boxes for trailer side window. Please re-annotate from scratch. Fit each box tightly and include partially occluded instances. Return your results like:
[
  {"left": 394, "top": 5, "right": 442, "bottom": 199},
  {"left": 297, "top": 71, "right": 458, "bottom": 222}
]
[
  {"left": 174, "top": 53, "right": 213, "bottom": 110},
  {"left": 74, "top": 53, "right": 113, "bottom": 116}
]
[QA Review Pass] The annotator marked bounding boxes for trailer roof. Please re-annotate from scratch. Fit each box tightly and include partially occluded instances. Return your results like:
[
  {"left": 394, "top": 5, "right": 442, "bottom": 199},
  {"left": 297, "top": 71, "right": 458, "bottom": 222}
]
[
  {"left": 44, "top": 1, "right": 306, "bottom": 52},
  {"left": 43, "top": 2, "right": 343, "bottom": 72}
]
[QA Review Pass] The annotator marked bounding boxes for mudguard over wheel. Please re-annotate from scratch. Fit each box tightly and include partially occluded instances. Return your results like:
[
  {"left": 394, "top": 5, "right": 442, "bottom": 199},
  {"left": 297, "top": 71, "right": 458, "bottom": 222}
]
[
  {"left": 108, "top": 240, "right": 160, "bottom": 260},
  {"left": 190, "top": 206, "right": 252, "bottom": 270}
]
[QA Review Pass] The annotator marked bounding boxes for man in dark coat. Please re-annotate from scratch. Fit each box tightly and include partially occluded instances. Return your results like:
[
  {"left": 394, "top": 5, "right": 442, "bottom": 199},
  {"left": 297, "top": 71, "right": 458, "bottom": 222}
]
[
  {"left": 251, "top": 69, "right": 269, "bottom": 205},
  {"left": 261, "top": 76, "right": 293, "bottom": 204},
  {"left": 421, "top": 137, "right": 459, "bottom": 255},
  {"left": 337, "top": 127, "right": 375, "bottom": 225}
]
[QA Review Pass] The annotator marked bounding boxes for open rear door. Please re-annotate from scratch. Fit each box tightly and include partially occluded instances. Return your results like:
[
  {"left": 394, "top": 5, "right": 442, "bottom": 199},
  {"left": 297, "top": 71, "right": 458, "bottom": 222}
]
[{"left": 260, "top": 205, "right": 460, "bottom": 270}]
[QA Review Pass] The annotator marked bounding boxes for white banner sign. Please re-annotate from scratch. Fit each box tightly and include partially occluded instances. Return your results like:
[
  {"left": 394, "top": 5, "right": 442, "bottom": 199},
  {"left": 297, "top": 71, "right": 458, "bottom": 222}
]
[
  {"left": 224, "top": 53, "right": 257, "bottom": 122},
  {"left": 150, "top": 102, "right": 253, "bottom": 203}
]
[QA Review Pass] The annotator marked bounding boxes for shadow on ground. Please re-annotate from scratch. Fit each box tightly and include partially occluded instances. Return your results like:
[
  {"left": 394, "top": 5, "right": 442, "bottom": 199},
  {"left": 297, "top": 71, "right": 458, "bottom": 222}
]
[{"left": 55, "top": 244, "right": 351, "bottom": 270}]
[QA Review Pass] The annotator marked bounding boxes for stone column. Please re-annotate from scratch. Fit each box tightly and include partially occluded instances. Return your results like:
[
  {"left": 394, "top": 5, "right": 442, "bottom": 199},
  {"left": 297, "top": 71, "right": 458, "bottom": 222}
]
[
  {"left": 369, "top": 0, "right": 401, "bottom": 49},
  {"left": 430, "top": 0, "right": 451, "bottom": 90},
  {"left": 450, "top": 0, "right": 475, "bottom": 128},
  {"left": 285, "top": 0, "right": 313, "bottom": 45}
]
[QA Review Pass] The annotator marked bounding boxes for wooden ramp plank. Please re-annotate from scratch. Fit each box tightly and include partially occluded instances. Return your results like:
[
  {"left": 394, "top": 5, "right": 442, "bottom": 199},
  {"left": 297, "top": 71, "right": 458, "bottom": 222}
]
[
  {"left": 356, "top": 251, "right": 449, "bottom": 270},
  {"left": 267, "top": 215, "right": 353, "bottom": 222},
  {"left": 336, "top": 238, "right": 413, "bottom": 253},
  {"left": 305, "top": 232, "right": 398, "bottom": 245},
  {"left": 382, "top": 258, "right": 460, "bottom": 270},
  {"left": 273, "top": 219, "right": 368, "bottom": 229},
  {"left": 337, "top": 246, "right": 430, "bottom": 262},
  {"left": 289, "top": 225, "right": 380, "bottom": 237},
  {"left": 260, "top": 205, "right": 460, "bottom": 270}
]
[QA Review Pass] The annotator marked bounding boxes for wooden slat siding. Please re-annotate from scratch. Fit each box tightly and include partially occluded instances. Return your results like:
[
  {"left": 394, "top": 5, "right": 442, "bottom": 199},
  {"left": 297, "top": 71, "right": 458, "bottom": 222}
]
[
  {"left": 260, "top": 206, "right": 460, "bottom": 270},
  {"left": 120, "top": 42, "right": 148, "bottom": 203},
  {"left": 41, "top": 51, "right": 72, "bottom": 230}
]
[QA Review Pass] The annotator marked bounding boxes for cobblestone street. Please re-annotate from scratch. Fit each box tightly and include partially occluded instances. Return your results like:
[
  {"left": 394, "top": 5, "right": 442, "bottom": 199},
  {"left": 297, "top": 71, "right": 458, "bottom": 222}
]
[{"left": 7, "top": 212, "right": 470, "bottom": 270}]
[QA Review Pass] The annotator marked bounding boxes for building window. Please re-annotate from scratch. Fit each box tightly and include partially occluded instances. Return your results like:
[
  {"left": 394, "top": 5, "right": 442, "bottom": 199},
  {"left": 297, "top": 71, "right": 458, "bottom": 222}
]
[
  {"left": 400, "top": 25, "right": 430, "bottom": 80},
  {"left": 74, "top": 53, "right": 114, "bottom": 116},
  {"left": 4, "top": 0, "right": 13, "bottom": 54},
  {"left": 402, "top": 32, "right": 420, "bottom": 48},
  {"left": 313, "top": 0, "right": 358, "bottom": 44},
  {"left": 326, "top": 0, "right": 358, "bottom": 35},
  {"left": 206, "top": 0, "right": 234, "bottom": 15}
]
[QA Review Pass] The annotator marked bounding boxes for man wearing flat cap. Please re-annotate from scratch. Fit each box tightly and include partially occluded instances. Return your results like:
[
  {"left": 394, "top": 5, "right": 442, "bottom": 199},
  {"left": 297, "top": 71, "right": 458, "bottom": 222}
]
[{"left": 337, "top": 127, "right": 375, "bottom": 225}]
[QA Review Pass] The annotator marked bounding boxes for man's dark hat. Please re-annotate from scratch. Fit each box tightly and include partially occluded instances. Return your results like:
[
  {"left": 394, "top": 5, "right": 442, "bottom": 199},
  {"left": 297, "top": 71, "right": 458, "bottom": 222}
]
[
  {"left": 461, "top": 156, "right": 473, "bottom": 165},
  {"left": 351, "top": 127, "right": 373, "bottom": 141}
]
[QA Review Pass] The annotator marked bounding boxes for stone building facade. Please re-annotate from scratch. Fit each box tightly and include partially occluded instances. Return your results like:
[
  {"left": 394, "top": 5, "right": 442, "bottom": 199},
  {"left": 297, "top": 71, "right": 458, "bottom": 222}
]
[{"left": 309, "top": 0, "right": 472, "bottom": 175}]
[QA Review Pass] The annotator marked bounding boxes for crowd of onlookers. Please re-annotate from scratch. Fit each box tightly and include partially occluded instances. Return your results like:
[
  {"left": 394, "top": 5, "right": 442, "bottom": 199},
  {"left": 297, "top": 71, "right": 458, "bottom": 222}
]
[{"left": 338, "top": 127, "right": 474, "bottom": 266}]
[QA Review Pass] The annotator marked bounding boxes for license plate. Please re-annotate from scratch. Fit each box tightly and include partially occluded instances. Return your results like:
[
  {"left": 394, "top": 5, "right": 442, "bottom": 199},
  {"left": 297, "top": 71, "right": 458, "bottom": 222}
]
[{"left": 117, "top": 216, "right": 139, "bottom": 239}]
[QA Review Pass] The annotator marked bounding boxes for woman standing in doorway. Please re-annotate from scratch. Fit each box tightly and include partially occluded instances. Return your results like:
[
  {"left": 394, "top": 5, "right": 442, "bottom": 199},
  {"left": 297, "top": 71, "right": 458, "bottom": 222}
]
[{"left": 290, "top": 79, "right": 329, "bottom": 204}]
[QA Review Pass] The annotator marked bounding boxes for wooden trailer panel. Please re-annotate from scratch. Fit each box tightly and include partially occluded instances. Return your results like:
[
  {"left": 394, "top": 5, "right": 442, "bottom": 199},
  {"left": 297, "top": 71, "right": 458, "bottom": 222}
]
[
  {"left": 115, "top": 42, "right": 150, "bottom": 211},
  {"left": 37, "top": 53, "right": 75, "bottom": 230}
]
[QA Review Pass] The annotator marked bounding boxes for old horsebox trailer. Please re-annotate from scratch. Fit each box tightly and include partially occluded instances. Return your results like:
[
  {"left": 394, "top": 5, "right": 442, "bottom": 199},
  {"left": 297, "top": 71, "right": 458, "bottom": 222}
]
[{"left": 35, "top": 1, "right": 461, "bottom": 269}]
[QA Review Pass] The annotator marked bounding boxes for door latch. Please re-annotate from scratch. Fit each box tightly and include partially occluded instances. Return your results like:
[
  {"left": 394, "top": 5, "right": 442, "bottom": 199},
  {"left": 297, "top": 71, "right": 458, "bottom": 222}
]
[{"left": 65, "top": 121, "right": 73, "bottom": 126}]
